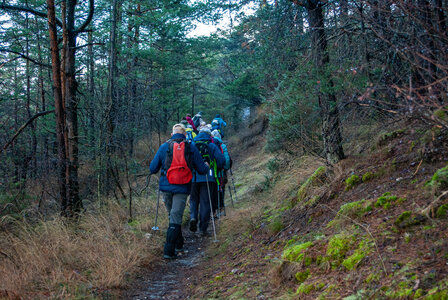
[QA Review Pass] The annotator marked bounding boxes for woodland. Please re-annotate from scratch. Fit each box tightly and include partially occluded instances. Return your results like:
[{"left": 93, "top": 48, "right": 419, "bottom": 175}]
[{"left": 0, "top": 0, "right": 447, "bottom": 299}]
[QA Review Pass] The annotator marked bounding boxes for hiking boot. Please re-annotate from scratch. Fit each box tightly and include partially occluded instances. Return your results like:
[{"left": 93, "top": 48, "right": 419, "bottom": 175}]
[
  {"left": 175, "top": 247, "right": 184, "bottom": 254},
  {"left": 189, "top": 219, "right": 197, "bottom": 232},
  {"left": 163, "top": 253, "right": 178, "bottom": 260},
  {"left": 200, "top": 230, "right": 209, "bottom": 237}
]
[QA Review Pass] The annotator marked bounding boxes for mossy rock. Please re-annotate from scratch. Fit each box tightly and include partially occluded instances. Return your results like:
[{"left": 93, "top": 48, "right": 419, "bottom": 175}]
[
  {"left": 268, "top": 214, "right": 284, "bottom": 233},
  {"left": 345, "top": 174, "right": 360, "bottom": 191},
  {"left": 425, "top": 164, "right": 448, "bottom": 196},
  {"left": 328, "top": 199, "right": 373, "bottom": 228},
  {"left": 394, "top": 211, "right": 426, "bottom": 229},
  {"left": 296, "top": 166, "right": 326, "bottom": 204},
  {"left": 282, "top": 241, "right": 313, "bottom": 263}
]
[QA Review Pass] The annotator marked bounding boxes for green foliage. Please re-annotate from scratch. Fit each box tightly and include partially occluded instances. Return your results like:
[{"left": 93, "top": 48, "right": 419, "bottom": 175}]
[
  {"left": 375, "top": 192, "right": 405, "bottom": 209},
  {"left": 425, "top": 164, "right": 448, "bottom": 195},
  {"left": 362, "top": 172, "right": 375, "bottom": 182},
  {"left": 326, "top": 233, "right": 355, "bottom": 267},
  {"left": 342, "top": 240, "right": 372, "bottom": 270},
  {"left": 328, "top": 199, "right": 373, "bottom": 228},
  {"left": 295, "top": 269, "right": 310, "bottom": 283},
  {"left": 345, "top": 174, "right": 360, "bottom": 191},
  {"left": 378, "top": 129, "right": 406, "bottom": 146},
  {"left": 296, "top": 283, "right": 315, "bottom": 295},
  {"left": 282, "top": 241, "right": 313, "bottom": 263},
  {"left": 436, "top": 204, "right": 448, "bottom": 218}
]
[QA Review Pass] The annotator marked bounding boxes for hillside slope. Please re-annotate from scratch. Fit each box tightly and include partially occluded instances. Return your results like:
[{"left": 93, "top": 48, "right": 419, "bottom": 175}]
[{"left": 187, "top": 120, "right": 448, "bottom": 299}]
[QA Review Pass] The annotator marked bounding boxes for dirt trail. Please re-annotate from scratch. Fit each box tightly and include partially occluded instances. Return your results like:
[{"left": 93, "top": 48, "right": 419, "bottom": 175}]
[{"left": 125, "top": 229, "right": 209, "bottom": 299}]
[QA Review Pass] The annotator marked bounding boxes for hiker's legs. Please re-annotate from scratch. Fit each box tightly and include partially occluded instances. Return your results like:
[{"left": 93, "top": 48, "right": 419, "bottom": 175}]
[
  {"left": 163, "top": 193, "right": 187, "bottom": 258},
  {"left": 212, "top": 182, "right": 219, "bottom": 215},
  {"left": 189, "top": 182, "right": 200, "bottom": 221},
  {"left": 220, "top": 186, "right": 225, "bottom": 208},
  {"left": 162, "top": 192, "right": 173, "bottom": 216}
]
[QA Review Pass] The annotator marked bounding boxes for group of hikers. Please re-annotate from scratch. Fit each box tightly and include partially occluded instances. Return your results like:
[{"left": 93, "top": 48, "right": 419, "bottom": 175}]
[{"left": 150, "top": 112, "right": 233, "bottom": 259}]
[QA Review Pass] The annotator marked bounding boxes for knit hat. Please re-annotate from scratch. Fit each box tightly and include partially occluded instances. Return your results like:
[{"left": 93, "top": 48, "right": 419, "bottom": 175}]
[
  {"left": 199, "top": 127, "right": 211, "bottom": 135},
  {"left": 211, "top": 130, "right": 221, "bottom": 139}
]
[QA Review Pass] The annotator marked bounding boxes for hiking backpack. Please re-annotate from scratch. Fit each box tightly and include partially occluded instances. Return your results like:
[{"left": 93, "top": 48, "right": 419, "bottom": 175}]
[
  {"left": 164, "top": 140, "right": 193, "bottom": 185},
  {"left": 194, "top": 140, "right": 211, "bottom": 165},
  {"left": 186, "top": 129, "right": 194, "bottom": 142},
  {"left": 192, "top": 115, "right": 201, "bottom": 129},
  {"left": 211, "top": 119, "right": 220, "bottom": 130}
]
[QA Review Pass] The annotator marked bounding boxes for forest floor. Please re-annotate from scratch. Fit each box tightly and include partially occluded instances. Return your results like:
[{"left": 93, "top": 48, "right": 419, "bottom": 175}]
[{"left": 122, "top": 115, "right": 448, "bottom": 299}]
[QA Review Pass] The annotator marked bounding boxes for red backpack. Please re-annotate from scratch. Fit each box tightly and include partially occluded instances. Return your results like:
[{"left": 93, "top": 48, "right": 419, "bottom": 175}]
[{"left": 165, "top": 140, "right": 193, "bottom": 184}]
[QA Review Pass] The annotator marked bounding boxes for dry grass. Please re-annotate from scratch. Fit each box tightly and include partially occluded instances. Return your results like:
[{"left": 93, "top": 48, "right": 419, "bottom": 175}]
[{"left": 0, "top": 200, "right": 163, "bottom": 299}]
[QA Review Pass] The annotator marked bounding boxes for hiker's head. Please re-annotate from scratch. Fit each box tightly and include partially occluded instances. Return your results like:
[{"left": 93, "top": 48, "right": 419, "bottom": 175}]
[
  {"left": 187, "top": 124, "right": 193, "bottom": 129},
  {"left": 180, "top": 120, "right": 189, "bottom": 127},
  {"left": 200, "top": 121, "right": 206, "bottom": 127},
  {"left": 215, "top": 114, "right": 220, "bottom": 118},
  {"left": 206, "top": 124, "right": 212, "bottom": 130},
  {"left": 199, "top": 127, "right": 211, "bottom": 136},
  {"left": 197, "top": 111, "right": 203, "bottom": 116},
  {"left": 211, "top": 130, "right": 221, "bottom": 139},
  {"left": 172, "top": 124, "right": 186, "bottom": 136},
  {"left": 186, "top": 114, "right": 191, "bottom": 118}
]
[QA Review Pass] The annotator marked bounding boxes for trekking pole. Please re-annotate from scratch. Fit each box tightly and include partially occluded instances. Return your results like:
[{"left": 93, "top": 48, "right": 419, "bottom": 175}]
[
  {"left": 217, "top": 182, "right": 221, "bottom": 221},
  {"left": 228, "top": 185, "right": 234, "bottom": 208},
  {"left": 152, "top": 176, "right": 160, "bottom": 231},
  {"left": 229, "top": 168, "right": 239, "bottom": 203},
  {"left": 205, "top": 169, "right": 218, "bottom": 242}
]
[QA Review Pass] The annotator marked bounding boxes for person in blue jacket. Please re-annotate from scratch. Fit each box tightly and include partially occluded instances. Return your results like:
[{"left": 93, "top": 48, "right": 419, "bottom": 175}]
[
  {"left": 150, "top": 124, "right": 209, "bottom": 259},
  {"left": 189, "top": 127, "right": 225, "bottom": 236},
  {"left": 211, "top": 129, "right": 232, "bottom": 216},
  {"left": 211, "top": 114, "right": 227, "bottom": 138}
]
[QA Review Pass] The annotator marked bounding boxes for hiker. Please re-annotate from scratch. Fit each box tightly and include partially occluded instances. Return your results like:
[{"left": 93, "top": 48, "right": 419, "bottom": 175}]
[
  {"left": 189, "top": 127, "right": 225, "bottom": 236},
  {"left": 185, "top": 114, "right": 197, "bottom": 132},
  {"left": 192, "top": 112, "right": 204, "bottom": 130},
  {"left": 150, "top": 124, "right": 209, "bottom": 259},
  {"left": 211, "top": 130, "right": 232, "bottom": 216},
  {"left": 211, "top": 114, "right": 227, "bottom": 138},
  {"left": 185, "top": 124, "right": 197, "bottom": 142}
]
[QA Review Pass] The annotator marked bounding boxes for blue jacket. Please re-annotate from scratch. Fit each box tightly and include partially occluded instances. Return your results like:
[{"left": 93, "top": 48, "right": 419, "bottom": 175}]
[
  {"left": 212, "top": 136, "right": 231, "bottom": 170},
  {"left": 212, "top": 117, "right": 227, "bottom": 131},
  {"left": 150, "top": 133, "right": 208, "bottom": 194},
  {"left": 192, "top": 132, "right": 225, "bottom": 183}
]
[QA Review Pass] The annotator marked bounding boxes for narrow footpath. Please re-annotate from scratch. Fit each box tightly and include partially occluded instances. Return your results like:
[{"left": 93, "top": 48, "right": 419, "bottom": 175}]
[{"left": 124, "top": 229, "right": 209, "bottom": 299}]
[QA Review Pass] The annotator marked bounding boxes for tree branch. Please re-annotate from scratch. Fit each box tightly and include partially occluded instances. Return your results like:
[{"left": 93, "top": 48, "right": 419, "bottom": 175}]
[
  {"left": 0, "top": 3, "right": 62, "bottom": 27},
  {"left": 74, "top": 0, "right": 94, "bottom": 34},
  {"left": 0, "top": 48, "right": 51, "bottom": 68},
  {"left": 0, "top": 110, "right": 55, "bottom": 155}
]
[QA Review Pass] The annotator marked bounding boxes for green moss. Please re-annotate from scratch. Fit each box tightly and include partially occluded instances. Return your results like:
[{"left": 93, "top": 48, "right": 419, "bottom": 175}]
[
  {"left": 282, "top": 241, "right": 313, "bottom": 263},
  {"left": 385, "top": 281, "right": 414, "bottom": 298},
  {"left": 365, "top": 273, "right": 380, "bottom": 284},
  {"left": 297, "top": 166, "right": 326, "bottom": 204},
  {"left": 394, "top": 211, "right": 426, "bottom": 228},
  {"left": 375, "top": 192, "right": 403, "bottom": 209},
  {"left": 268, "top": 215, "right": 284, "bottom": 233},
  {"left": 394, "top": 211, "right": 412, "bottom": 226},
  {"left": 326, "top": 233, "right": 355, "bottom": 267},
  {"left": 425, "top": 165, "right": 448, "bottom": 195},
  {"left": 434, "top": 108, "right": 448, "bottom": 122},
  {"left": 414, "top": 289, "right": 424, "bottom": 298},
  {"left": 342, "top": 240, "right": 372, "bottom": 271},
  {"left": 378, "top": 129, "right": 406, "bottom": 146},
  {"left": 345, "top": 174, "right": 360, "bottom": 191},
  {"left": 295, "top": 269, "right": 310, "bottom": 283},
  {"left": 328, "top": 199, "right": 373, "bottom": 228},
  {"left": 362, "top": 172, "right": 374, "bottom": 182},
  {"left": 296, "top": 283, "right": 315, "bottom": 295},
  {"left": 436, "top": 204, "right": 448, "bottom": 218}
]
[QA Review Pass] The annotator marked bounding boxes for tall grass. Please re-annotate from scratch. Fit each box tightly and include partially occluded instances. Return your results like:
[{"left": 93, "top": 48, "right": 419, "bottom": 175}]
[{"left": 0, "top": 201, "right": 162, "bottom": 299}]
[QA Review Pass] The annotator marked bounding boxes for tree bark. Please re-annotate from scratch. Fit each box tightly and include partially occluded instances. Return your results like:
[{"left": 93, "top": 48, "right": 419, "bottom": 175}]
[{"left": 303, "top": 1, "right": 345, "bottom": 164}]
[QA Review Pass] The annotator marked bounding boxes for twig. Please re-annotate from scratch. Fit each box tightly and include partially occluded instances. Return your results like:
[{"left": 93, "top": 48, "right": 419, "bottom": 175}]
[
  {"left": 319, "top": 203, "right": 388, "bottom": 276},
  {"left": 413, "top": 159, "right": 423, "bottom": 177}
]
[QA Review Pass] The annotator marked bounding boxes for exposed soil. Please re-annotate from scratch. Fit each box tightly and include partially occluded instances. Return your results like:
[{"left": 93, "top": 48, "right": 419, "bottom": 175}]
[{"left": 124, "top": 229, "right": 210, "bottom": 299}]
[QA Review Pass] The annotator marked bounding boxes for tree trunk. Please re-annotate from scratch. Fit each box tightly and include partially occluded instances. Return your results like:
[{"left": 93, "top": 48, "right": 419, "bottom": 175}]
[
  {"left": 305, "top": 1, "right": 345, "bottom": 164},
  {"left": 47, "top": 0, "right": 68, "bottom": 213}
]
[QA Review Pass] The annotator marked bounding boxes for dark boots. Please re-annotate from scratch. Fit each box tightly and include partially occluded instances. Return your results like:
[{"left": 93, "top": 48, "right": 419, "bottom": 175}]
[
  {"left": 175, "top": 229, "right": 184, "bottom": 252},
  {"left": 164, "top": 223, "right": 181, "bottom": 259}
]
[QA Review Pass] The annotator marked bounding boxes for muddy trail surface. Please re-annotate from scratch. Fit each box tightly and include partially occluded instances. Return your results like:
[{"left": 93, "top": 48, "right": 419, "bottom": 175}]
[{"left": 125, "top": 229, "right": 210, "bottom": 300}]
